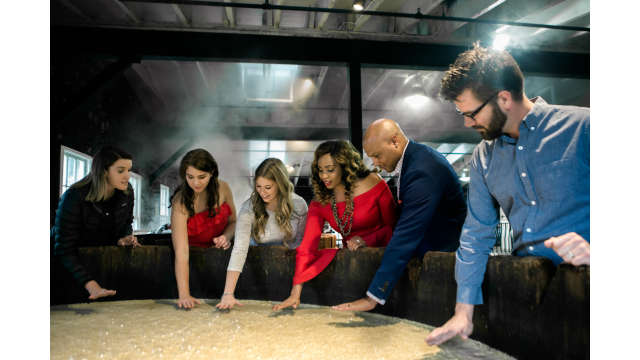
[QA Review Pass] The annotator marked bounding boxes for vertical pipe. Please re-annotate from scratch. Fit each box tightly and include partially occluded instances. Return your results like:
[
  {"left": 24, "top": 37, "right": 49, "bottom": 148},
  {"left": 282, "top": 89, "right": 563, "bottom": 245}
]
[{"left": 348, "top": 62, "right": 363, "bottom": 155}]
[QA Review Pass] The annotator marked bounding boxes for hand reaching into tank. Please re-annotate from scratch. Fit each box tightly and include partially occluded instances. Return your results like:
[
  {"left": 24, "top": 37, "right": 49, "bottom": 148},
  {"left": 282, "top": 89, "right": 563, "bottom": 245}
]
[
  {"left": 117, "top": 234, "right": 141, "bottom": 248},
  {"left": 216, "top": 294, "right": 243, "bottom": 310},
  {"left": 177, "top": 295, "right": 202, "bottom": 309},
  {"left": 85, "top": 280, "right": 117, "bottom": 300},
  {"left": 544, "top": 232, "right": 590, "bottom": 266},
  {"left": 425, "top": 303, "right": 474, "bottom": 346},
  {"left": 346, "top": 236, "right": 366, "bottom": 251},
  {"left": 273, "top": 284, "right": 302, "bottom": 311},
  {"left": 213, "top": 234, "right": 231, "bottom": 250},
  {"left": 332, "top": 296, "right": 377, "bottom": 311}
]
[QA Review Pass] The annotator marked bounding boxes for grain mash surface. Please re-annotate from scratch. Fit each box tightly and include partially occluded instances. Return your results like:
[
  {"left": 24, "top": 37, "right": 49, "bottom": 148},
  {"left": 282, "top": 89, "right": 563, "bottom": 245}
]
[{"left": 51, "top": 300, "right": 511, "bottom": 360}]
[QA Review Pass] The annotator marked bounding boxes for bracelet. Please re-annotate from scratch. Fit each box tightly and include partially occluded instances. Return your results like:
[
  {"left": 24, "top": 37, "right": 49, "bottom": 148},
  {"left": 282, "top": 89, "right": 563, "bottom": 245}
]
[{"left": 222, "top": 292, "right": 233, "bottom": 297}]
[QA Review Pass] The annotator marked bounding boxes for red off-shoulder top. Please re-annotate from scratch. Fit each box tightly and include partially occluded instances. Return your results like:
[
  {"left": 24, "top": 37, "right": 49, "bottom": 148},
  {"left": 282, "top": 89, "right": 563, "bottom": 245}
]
[
  {"left": 293, "top": 180, "right": 397, "bottom": 285},
  {"left": 187, "top": 202, "right": 232, "bottom": 248}
]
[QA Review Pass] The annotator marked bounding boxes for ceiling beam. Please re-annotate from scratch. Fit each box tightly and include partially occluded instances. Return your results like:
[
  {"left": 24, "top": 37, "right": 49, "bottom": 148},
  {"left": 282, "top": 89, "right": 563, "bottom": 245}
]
[
  {"left": 317, "top": 0, "right": 337, "bottom": 29},
  {"left": 54, "top": 56, "right": 139, "bottom": 122},
  {"left": 363, "top": 69, "right": 390, "bottom": 107},
  {"left": 496, "top": 0, "right": 589, "bottom": 39},
  {"left": 131, "top": 62, "right": 168, "bottom": 108},
  {"left": 316, "top": 66, "right": 329, "bottom": 92},
  {"left": 173, "top": 61, "right": 195, "bottom": 106},
  {"left": 441, "top": 0, "right": 506, "bottom": 35},
  {"left": 196, "top": 61, "right": 210, "bottom": 89},
  {"left": 172, "top": 4, "right": 190, "bottom": 26},
  {"left": 224, "top": 0, "right": 235, "bottom": 27},
  {"left": 148, "top": 136, "right": 197, "bottom": 185},
  {"left": 53, "top": 26, "right": 589, "bottom": 78},
  {"left": 273, "top": 0, "right": 286, "bottom": 28},
  {"left": 398, "top": 0, "right": 445, "bottom": 34},
  {"left": 109, "top": 0, "right": 140, "bottom": 24},
  {"left": 353, "top": 0, "right": 386, "bottom": 32},
  {"left": 58, "top": 0, "right": 92, "bottom": 21}
]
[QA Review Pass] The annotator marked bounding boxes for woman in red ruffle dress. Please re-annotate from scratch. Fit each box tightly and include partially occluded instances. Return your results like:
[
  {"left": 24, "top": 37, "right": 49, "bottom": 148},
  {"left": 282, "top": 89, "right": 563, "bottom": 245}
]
[
  {"left": 273, "top": 140, "right": 397, "bottom": 311},
  {"left": 170, "top": 149, "right": 237, "bottom": 309}
]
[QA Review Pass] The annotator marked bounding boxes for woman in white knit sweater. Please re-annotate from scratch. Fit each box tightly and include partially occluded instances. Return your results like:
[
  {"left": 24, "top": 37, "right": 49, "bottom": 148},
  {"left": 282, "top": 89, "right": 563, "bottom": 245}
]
[{"left": 216, "top": 158, "right": 308, "bottom": 310}]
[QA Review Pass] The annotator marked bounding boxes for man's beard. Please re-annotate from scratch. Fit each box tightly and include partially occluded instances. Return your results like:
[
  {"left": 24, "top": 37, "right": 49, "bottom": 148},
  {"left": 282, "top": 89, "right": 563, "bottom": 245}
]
[{"left": 475, "top": 103, "right": 507, "bottom": 140}]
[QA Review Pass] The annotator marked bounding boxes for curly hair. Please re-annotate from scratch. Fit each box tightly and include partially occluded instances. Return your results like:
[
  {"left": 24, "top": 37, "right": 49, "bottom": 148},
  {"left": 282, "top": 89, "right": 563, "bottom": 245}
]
[
  {"left": 250, "top": 158, "right": 298, "bottom": 246},
  {"left": 311, "top": 140, "right": 371, "bottom": 205},
  {"left": 170, "top": 148, "right": 220, "bottom": 218},
  {"left": 440, "top": 42, "right": 525, "bottom": 103}
]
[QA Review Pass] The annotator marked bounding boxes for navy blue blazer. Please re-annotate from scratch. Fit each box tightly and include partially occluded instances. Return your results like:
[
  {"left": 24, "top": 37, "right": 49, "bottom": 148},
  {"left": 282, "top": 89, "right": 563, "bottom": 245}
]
[{"left": 367, "top": 141, "right": 467, "bottom": 302}]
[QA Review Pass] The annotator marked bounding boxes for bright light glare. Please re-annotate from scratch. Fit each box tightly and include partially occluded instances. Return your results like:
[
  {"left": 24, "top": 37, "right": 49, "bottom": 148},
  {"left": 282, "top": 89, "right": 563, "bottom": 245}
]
[
  {"left": 303, "top": 78, "right": 313, "bottom": 87},
  {"left": 353, "top": 4, "right": 364, "bottom": 11},
  {"left": 492, "top": 34, "right": 510, "bottom": 50},
  {"left": 404, "top": 94, "right": 429, "bottom": 109}
]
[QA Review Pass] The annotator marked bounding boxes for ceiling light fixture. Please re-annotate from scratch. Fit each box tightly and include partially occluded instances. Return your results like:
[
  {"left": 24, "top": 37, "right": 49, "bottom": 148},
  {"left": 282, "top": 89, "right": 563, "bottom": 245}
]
[
  {"left": 353, "top": 1, "right": 364, "bottom": 11},
  {"left": 404, "top": 84, "right": 429, "bottom": 109},
  {"left": 492, "top": 34, "right": 510, "bottom": 50}
]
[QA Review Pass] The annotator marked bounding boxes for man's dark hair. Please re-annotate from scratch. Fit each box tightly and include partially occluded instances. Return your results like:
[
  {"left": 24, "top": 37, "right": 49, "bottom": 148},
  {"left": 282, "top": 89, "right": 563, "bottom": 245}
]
[{"left": 440, "top": 42, "right": 525, "bottom": 103}]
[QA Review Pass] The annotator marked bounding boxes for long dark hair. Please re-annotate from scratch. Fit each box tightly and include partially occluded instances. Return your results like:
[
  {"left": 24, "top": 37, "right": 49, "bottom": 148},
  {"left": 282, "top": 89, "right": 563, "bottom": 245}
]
[
  {"left": 71, "top": 145, "right": 132, "bottom": 202},
  {"left": 171, "top": 148, "right": 220, "bottom": 218},
  {"left": 311, "top": 140, "right": 370, "bottom": 205}
]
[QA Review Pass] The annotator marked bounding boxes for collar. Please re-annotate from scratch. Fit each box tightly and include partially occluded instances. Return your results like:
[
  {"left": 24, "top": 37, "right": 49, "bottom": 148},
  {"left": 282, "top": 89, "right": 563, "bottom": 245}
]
[
  {"left": 522, "top": 96, "right": 547, "bottom": 128},
  {"left": 499, "top": 96, "right": 548, "bottom": 144},
  {"left": 392, "top": 140, "right": 410, "bottom": 176}
]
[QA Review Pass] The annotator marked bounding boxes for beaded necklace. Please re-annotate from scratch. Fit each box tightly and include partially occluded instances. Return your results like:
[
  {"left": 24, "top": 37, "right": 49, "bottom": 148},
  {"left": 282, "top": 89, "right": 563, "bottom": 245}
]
[{"left": 330, "top": 192, "right": 354, "bottom": 238}]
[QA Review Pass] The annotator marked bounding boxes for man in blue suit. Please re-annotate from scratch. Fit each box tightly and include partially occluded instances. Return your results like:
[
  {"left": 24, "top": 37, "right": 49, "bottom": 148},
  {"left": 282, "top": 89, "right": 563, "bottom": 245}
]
[{"left": 333, "top": 118, "right": 467, "bottom": 311}]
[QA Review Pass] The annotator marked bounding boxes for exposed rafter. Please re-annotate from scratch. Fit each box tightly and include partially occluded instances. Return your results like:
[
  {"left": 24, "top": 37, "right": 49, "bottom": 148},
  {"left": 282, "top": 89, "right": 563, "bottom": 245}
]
[
  {"left": 496, "top": 0, "right": 590, "bottom": 38},
  {"left": 58, "top": 0, "right": 92, "bottom": 21},
  {"left": 398, "top": 0, "right": 445, "bottom": 34},
  {"left": 317, "top": 0, "right": 337, "bottom": 29},
  {"left": 273, "top": 0, "right": 286, "bottom": 28},
  {"left": 363, "top": 69, "right": 390, "bottom": 107},
  {"left": 131, "top": 62, "right": 167, "bottom": 108},
  {"left": 52, "top": 26, "right": 590, "bottom": 78},
  {"left": 353, "top": 0, "right": 386, "bottom": 31},
  {"left": 441, "top": 0, "right": 506, "bottom": 36},
  {"left": 172, "top": 3, "right": 190, "bottom": 26},
  {"left": 110, "top": 0, "right": 140, "bottom": 24},
  {"left": 148, "top": 136, "right": 197, "bottom": 185},
  {"left": 224, "top": 0, "right": 235, "bottom": 27},
  {"left": 196, "top": 61, "right": 210, "bottom": 89}
]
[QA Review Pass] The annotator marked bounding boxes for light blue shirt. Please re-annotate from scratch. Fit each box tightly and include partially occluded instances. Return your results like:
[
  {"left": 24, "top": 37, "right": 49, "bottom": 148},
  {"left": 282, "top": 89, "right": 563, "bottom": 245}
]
[{"left": 455, "top": 97, "right": 590, "bottom": 305}]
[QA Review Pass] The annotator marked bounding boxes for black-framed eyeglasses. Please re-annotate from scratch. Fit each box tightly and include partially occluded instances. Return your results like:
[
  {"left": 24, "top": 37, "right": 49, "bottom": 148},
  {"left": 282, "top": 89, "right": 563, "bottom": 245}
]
[{"left": 455, "top": 92, "right": 499, "bottom": 120}]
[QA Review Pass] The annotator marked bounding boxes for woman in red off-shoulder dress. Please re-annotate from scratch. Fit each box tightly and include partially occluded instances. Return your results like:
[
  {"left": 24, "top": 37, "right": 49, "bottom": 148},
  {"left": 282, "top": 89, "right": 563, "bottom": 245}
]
[
  {"left": 273, "top": 140, "right": 397, "bottom": 311},
  {"left": 170, "top": 149, "right": 237, "bottom": 309}
]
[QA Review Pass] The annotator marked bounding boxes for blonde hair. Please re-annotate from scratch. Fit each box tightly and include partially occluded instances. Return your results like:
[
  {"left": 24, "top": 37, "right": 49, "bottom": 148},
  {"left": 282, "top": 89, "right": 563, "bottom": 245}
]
[{"left": 250, "top": 158, "right": 296, "bottom": 246}]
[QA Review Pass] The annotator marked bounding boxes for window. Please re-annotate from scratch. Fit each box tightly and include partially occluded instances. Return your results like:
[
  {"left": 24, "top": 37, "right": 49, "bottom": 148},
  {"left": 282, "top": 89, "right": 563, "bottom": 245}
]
[
  {"left": 247, "top": 140, "right": 288, "bottom": 171},
  {"left": 60, "top": 146, "right": 92, "bottom": 195},
  {"left": 129, "top": 172, "right": 143, "bottom": 231},
  {"left": 160, "top": 184, "right": 170, "bottom": 217}
]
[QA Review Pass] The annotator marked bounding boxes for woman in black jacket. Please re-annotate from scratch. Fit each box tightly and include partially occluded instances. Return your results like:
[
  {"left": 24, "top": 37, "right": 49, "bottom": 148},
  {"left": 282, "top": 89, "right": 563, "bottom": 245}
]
[{"left": 52, "top": 146, "right": 140, "bottom": 300}]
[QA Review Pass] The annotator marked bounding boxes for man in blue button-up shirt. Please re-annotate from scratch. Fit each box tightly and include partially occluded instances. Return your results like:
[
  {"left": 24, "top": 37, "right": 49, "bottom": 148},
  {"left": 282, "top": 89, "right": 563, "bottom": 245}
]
[{"left": 426, "top": 44, "right": 590, "bottom": 346}]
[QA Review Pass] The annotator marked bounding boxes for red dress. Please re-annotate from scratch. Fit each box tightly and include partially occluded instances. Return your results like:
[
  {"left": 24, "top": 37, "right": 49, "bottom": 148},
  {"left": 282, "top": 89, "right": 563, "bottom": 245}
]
[
  {"left": 293, "top": 180, "right": 397, "bottom": 285},
  {"left": 187, "top": 202, "right": 232, "bottom": 248}
]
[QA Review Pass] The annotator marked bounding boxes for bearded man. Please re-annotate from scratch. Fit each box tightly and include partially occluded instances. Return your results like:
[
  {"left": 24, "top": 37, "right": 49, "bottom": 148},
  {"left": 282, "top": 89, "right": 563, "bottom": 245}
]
[{"left": 426, "top": 43, "right": 590, "bottom": 346}]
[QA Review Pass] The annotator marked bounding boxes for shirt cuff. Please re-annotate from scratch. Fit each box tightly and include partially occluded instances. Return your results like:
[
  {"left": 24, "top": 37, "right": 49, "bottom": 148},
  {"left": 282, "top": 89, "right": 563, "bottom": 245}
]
[
  {"left": 456, "top": 285, "right": 483, "bottom": 305},
  {"left": 366, "top": 291, "right": 385, "bottom": 305}
]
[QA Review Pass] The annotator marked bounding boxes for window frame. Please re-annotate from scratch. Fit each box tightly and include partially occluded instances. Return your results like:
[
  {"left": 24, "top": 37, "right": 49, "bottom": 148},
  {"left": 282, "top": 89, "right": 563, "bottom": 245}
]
[
  {"left": 60, "top": 146, "right": 92, "bottom": 196},
  {"left": 129, "top": 172, "right": 143, "bottom": 231}
]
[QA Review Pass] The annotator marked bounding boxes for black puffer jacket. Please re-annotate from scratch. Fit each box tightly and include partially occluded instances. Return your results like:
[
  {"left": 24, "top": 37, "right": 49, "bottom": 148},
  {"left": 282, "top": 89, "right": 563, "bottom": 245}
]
[{"left": 51, "top": 182, "right": 134, "bottom": 286}]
